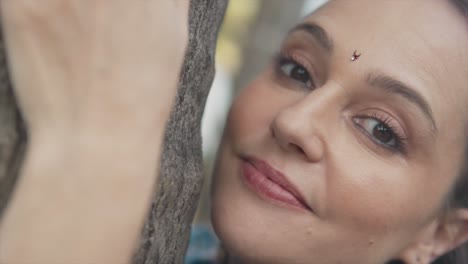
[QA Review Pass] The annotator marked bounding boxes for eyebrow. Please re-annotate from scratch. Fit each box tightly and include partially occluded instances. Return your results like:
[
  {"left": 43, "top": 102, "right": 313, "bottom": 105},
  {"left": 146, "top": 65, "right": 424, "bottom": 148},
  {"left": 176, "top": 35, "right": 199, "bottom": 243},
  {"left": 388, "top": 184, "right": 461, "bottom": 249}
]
[
  {"left": 289, "top": 22, "right": 334, "bottom": 52},
  {"left": 289, "top": 22, "right": 437, "bottom": 134},
  {"left": 366, "top": 73, "right": 438, "bottom": 134}
]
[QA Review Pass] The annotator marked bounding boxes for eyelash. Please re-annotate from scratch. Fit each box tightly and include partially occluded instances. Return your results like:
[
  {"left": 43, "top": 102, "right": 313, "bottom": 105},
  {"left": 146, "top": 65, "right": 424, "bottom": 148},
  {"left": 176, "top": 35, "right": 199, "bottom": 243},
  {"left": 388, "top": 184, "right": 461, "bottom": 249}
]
[
  {"left": 353, "top": 112, "right": 408, "bottom": 154},
  {"left": 273, "top": 51, "right": 316, "bottom": 89},
  {"left": 273, "top": 51, "right": 408, "bottom": 154}
]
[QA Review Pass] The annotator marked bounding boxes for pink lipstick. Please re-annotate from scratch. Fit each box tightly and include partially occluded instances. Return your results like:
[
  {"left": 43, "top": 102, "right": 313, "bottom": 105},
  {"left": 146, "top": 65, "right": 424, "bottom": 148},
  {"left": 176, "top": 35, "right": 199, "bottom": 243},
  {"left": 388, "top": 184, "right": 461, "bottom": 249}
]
[{"left": 241, "top": 157, "right": 312, "bottom": 212}]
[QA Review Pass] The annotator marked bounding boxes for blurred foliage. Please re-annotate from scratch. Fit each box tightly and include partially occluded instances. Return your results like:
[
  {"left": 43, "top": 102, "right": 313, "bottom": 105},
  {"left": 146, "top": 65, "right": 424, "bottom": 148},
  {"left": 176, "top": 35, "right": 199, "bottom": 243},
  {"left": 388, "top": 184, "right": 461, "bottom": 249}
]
[{"left": 216, "top": 0, "right": 261, "bottom": 74}]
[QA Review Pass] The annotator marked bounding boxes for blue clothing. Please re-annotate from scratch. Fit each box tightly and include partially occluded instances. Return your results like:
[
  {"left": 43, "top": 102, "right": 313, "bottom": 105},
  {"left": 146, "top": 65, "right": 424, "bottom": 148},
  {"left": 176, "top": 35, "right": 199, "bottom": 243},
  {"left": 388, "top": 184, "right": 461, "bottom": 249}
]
[{"left": 185, "top": 224, "right": 220, "bottom": 264}]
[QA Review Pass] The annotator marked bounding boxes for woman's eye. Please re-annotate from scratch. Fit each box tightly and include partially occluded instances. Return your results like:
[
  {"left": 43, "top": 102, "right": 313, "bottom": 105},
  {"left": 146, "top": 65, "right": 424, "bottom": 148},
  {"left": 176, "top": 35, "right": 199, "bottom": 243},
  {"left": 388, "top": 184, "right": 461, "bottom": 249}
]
[
  {"left": 280, "top": 62, "right": 313, "bottom": 88},
  {"left": 354, "top": 117, "right": 398, "bottom": 148}
]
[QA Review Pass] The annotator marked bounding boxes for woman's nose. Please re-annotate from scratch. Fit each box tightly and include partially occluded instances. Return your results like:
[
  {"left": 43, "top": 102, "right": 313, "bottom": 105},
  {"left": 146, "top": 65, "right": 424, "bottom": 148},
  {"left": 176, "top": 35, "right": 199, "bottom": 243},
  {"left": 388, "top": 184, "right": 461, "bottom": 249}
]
[{"left": 270, "top": 103, "right": 326, "bottom": 163}]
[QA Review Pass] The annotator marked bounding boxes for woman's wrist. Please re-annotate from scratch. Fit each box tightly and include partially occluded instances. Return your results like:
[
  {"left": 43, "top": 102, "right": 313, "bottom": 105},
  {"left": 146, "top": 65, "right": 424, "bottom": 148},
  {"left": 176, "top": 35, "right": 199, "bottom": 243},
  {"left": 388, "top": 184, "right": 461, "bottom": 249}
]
[{"left": 0, "top": 124, "right": 164, "bottom": 263}]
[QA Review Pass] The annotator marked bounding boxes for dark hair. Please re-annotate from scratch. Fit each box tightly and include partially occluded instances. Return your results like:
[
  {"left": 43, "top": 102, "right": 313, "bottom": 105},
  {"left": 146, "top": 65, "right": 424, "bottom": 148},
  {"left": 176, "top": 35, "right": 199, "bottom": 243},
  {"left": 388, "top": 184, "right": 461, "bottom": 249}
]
[{"left": 433, "top": 1, "right": 468, "bottom": 263}]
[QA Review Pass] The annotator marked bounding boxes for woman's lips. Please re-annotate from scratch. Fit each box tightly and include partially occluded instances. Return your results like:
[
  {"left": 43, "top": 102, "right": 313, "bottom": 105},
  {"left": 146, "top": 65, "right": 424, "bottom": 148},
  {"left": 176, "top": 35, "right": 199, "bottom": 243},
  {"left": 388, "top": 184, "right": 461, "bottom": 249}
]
[{"left": 241, "top": 157, "right": 313, "bottom": 213}]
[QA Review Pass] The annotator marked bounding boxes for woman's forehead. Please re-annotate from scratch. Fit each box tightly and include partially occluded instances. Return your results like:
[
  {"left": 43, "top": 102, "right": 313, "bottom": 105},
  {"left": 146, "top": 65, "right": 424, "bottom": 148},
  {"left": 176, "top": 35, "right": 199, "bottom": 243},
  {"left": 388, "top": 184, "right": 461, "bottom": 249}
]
[
  {"left": 306, "top": 0, "right": 468, "bottom": 66},
  {"left": 307, "top": 0, "right": 468, "bottom": 62},
  {"left": 302, "top": 0, "right": 468, "bottom": 130}
]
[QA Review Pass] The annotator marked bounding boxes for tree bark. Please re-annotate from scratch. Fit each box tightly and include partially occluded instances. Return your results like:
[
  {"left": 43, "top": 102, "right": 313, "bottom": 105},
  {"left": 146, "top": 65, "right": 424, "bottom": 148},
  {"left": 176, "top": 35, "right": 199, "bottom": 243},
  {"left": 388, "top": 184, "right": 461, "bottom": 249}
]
[
  {"left": 0, "top": 0, "right": 228, "bottom": 263},
  {"left": 0, "top": 27, "right": 26, "bottom": 218},
  {"left": 132, "top": 1, "right": 228, "bottom": 263}
]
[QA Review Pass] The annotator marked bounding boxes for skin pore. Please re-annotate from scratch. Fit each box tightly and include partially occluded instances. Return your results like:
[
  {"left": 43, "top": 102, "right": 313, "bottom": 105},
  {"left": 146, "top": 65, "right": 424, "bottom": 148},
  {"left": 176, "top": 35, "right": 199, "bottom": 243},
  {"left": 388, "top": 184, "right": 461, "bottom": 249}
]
[{"left": 211, "top": 1, "right": 468, "bottom": 264}]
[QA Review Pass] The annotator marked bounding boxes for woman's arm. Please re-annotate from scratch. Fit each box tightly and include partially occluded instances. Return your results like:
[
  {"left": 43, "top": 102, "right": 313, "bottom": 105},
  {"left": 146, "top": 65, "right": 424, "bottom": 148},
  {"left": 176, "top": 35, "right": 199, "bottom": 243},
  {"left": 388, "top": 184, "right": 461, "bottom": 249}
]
[{"left": 0, "top": 1, "right": 189, "bottom": 263}]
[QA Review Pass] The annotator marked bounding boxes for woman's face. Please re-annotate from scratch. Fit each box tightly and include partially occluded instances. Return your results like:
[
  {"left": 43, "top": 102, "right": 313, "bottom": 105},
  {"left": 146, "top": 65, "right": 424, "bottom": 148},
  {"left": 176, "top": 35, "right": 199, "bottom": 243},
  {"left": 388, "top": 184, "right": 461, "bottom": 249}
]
[{"left": 211, "top": 0, "right": 468, "bottom": 263}]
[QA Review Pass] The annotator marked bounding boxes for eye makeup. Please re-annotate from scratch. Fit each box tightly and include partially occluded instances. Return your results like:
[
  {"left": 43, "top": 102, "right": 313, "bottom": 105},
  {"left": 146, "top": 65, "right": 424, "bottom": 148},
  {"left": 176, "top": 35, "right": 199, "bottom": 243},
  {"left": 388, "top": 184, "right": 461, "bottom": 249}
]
[
  {"left": 271, "top": 35, "right": 328, "bottom": 90},
  {"left": 270, "top": 32, "right": 434, "bottom": 158},
  {"left": 353, "top": 111, "right": 409, "bottom": 154},
  {"left": 273, "top": 51, "right": 317, "bottom": 90}
]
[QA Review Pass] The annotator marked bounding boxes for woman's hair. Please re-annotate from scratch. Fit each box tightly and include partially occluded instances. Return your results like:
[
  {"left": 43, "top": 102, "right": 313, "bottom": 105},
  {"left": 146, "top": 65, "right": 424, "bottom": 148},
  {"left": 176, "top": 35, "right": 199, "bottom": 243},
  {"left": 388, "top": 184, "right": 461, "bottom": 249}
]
[{"left": 434, "top": 1, "right": 468, "bottom": 263}]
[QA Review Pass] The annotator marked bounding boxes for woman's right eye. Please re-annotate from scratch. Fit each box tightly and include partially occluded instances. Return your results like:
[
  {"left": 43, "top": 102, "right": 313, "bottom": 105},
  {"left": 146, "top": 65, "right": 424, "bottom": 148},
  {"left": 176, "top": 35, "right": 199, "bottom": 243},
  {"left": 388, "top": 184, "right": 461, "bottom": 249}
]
[{"left": 277, "top": 58, "right": 315, "bottom": 89}]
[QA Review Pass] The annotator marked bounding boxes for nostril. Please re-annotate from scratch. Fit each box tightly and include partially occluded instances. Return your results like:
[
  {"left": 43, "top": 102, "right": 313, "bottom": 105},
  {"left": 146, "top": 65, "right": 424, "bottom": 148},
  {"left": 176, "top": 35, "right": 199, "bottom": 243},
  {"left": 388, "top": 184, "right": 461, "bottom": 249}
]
[
  {"left": 271, "top": 125, "right": 276, "bottom": 138},
  {"left": 291, "top": 143, "right": 306, "bottom": 155},
  {"left": 271, "top": 112, "right": 325, "bottom": 162},
  {"left": 271, "top": 119, "right": 307, "bottom": 156}
]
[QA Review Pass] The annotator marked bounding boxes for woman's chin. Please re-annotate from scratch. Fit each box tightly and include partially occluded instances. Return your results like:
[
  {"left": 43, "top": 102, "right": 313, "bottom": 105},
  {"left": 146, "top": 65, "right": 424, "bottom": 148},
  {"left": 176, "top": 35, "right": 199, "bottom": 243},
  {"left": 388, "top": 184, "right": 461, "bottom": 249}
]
[{"left": 210, "top": 181, "right": 318, "bottom": 264}]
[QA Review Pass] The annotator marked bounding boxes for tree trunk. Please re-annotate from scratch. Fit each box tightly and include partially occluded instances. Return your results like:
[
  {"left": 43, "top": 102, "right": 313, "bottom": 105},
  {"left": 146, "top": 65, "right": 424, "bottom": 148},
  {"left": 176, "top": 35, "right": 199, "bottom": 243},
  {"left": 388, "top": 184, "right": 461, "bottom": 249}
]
[
  {"left": 0, "top": 0, "right": 228, "bottom": 263},
  {"left": 132, "top": 1, "right": 228, "bottom": 263},
  {"left": 0, "top": 27, "right": 26, "bottom": 219}
]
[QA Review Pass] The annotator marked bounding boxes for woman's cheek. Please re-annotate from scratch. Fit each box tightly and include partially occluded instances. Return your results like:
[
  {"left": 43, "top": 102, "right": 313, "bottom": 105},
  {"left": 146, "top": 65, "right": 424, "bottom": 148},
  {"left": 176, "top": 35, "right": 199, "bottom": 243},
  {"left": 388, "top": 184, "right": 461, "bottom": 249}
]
[
  {"left": 325, "top": 148, "right": 430, "bottom": 238},
  {"left": 226, "top": 77, "right": 290, "bottom": 142}
]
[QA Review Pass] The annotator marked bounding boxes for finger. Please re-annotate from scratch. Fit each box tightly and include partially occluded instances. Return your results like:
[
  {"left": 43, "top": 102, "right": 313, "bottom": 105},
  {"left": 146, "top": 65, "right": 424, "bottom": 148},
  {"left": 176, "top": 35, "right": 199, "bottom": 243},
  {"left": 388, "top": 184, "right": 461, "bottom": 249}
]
[
  {"left": 174, "top": 0, "right": 190, "bottom": 46},
  {"left": 175, "top": 0, "right": 190, "bottom": 23},
  {"left": 176, "top": 0, "right": 190, "bottom": 14}
]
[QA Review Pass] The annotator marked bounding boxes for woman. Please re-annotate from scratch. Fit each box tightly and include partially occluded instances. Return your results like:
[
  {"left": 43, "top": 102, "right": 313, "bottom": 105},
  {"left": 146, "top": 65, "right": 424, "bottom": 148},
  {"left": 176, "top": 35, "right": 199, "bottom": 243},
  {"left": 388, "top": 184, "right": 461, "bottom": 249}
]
[
  {"left": 0, "top": 0, "right": 467, "bottom": 264},
  {"left": 210, "top": 0, "right": 468, "bottom": 263}
]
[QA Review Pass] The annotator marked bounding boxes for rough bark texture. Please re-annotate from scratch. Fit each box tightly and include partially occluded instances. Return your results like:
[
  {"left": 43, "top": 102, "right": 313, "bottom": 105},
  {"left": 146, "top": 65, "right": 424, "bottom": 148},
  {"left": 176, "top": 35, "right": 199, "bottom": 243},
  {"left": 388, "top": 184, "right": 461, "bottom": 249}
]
[
  {"left": 0, "top": 0, "right": 228, "bottom": 263},
  {"left": 0, "top": 27, "right": 26, "bottom": 218},
  {"left": 133, "top": 1, "right": 228, "bottom": 263}
]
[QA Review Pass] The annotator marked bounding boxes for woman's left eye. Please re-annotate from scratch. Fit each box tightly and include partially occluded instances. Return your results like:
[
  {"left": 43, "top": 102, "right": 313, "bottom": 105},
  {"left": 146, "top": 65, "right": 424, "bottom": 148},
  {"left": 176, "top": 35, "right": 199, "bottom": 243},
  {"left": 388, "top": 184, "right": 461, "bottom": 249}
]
[
  {"left": 274, "top": 54, "right": 315, "bottom": 89},
  {"left": 280, "top": 62, "right": 312, "bottom": 87},
  {"left": 353, "top": 117, "right": 401, "bottom": 150}
]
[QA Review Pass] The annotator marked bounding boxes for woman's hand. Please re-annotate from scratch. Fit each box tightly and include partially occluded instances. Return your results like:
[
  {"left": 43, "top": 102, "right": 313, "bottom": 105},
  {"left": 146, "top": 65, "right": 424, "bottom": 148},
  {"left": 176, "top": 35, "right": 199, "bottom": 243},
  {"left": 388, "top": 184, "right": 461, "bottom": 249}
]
[
  {"left": 0, "top": 1, "right": 189, "bottom": 263},
  {"left": 1, "top": 0, "right": 189, "bottom": 138}
]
